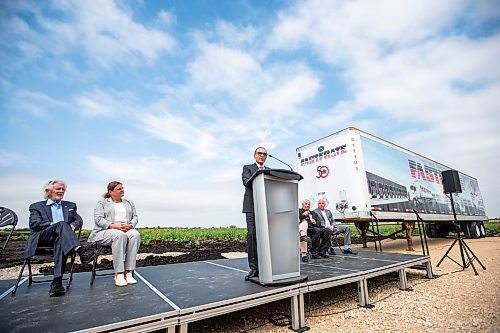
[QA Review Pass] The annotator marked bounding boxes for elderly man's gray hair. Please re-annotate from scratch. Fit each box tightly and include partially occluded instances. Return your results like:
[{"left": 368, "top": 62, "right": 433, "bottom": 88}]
[{"left": 43, "top": 180, "right": 67, "bottom": 199}]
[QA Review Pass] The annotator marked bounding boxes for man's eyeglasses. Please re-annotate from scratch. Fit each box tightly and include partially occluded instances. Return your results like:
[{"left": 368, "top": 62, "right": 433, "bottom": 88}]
[{"left": 255, "top": 152, "right": 268, "bottom": 156}]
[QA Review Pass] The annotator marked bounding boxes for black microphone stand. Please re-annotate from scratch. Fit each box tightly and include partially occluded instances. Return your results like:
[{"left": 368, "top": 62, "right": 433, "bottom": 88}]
[
  {"left": 268, "top": 154, "right": 293, "bottom": 171},
  {"left": 436, "top": 192, "right": 485, "bottom": 275}
]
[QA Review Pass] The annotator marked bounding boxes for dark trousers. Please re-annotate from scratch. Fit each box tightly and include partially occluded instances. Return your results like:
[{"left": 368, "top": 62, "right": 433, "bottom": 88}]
[
  {"left": 245, "top": 212, "right": 258, "bottom": 270},
  {"left": 307, "top": 227, "right": 332, "bottom": 255},
  {"left": 35, "top": 222, "right": 80, "bottom": 279}
]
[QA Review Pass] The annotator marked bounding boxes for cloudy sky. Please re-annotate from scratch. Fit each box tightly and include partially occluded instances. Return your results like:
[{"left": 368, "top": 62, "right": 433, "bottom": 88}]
[{"left": 1, "top": 0, "right": 499, "bottom": 229}]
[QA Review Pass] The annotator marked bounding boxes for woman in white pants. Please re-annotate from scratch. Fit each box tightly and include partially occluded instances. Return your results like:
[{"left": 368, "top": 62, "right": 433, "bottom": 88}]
[{"left": 89, "top": 181, "right": 141, "bottom": 287}]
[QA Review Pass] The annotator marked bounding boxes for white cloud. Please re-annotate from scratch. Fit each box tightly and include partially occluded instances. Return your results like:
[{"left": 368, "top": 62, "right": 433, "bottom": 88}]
[
  {"left": 87, "top": 154, "right": 186, "bottom": 186},
  {"left": 67, "top": 0, "right": 176, "bottom": 67},
  {"left": 140, "top": 113, "right": 218, "bottom": 161},
  {"left": 268, "top": 0, "right": 462, "bottom": 65},
  {"left": 158, "top": 10, "right": 176, "bottom": 27},
  {"left": 187, "top": 41, "right": 266, "bottom": 102},
  {"left": 2, "top": 0, "right": 176, "bottom": 70},
  {"left": 12, "top": 90, "right": 67, "bottom": 117},
  {"left": 74, "top": 89, "right": 137, "bottom": 117},
  {"left": 215, "top": 21, "right": 258, "bottom": 47},
  {"left": 0, "top": 150, "right": 24, "bottom": 167}
]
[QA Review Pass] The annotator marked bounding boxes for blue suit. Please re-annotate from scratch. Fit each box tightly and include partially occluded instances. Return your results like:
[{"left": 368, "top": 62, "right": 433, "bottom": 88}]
[{"left": 24, "top": 200, "right": 83, "bottom": 278}]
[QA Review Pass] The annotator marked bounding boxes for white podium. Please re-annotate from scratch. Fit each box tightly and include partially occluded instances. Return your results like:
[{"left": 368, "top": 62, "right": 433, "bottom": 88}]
[{"left": 249, "top": 169, "right": 308, "bottom": 286}]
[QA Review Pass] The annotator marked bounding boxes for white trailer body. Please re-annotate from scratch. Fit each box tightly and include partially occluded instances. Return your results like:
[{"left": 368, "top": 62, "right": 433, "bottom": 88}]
[{"left": 296, "top": 127, "right": 488, "bottom": 226}]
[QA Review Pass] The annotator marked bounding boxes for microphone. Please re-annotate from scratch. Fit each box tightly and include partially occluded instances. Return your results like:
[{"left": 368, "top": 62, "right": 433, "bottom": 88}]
[{"left": 269, "top": 154, "right": 293, "bottom": 171}]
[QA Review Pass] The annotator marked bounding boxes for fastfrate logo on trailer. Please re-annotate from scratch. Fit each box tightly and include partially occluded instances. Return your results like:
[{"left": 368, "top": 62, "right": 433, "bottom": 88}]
[
  {"left": 316, "top": 165, "right": 329, "bottom": 178},
  {"left": 299, "top": 144, "right": 347, "bottom": 166}
]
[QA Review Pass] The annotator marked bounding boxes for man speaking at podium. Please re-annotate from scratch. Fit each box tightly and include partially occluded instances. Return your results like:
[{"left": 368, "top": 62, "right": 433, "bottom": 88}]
[{"left": 242, "top": 147, "right": 268, "bottom": 281}]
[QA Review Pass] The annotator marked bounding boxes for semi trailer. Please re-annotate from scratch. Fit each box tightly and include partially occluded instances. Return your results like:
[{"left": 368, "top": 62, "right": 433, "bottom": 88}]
[{"left": 296, "top": 127, "right": 488, "bottom": 242}]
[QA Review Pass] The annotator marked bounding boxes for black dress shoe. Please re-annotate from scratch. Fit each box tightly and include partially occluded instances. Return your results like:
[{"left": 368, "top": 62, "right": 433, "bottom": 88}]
[
  {"left": 301, "top": 255, "right": 309, "bottom": 263},
  {"left": 244, "top": 269, "right": 259, "bottom": 281},
  {"left": 319, "top": 252, "right": 330, "bottom": 258},
  {"left": 343, "top": 248, "right": 357, "bottom": 255},
  {"left": 49, "top": 280, "right": 65, "bottom": 297},
  {"left": 78, "top": 246, "right": 96, "bottom": 264}
]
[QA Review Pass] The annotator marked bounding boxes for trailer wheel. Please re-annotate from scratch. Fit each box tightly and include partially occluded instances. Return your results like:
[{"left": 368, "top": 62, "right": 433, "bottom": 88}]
[
  {"left": 478, "top": 221, "right": 486, "bottom": 238},
  {"left": 436, "top": 228, "right": 449, "bottom": 238},
  {"left": 425, "top": 223, "right": 438, "bottom": 238},
  {"left": 460, "top": 222, "right": 470, "bottom": 237},
  {"left": 467, "top": 222, "right": 481, "bottom": 239}
]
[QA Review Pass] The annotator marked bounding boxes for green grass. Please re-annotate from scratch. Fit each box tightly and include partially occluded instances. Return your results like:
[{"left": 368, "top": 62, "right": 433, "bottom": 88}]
[
  {"left": 485, "top": 220, "right": 500, "bottom": 235},
  {"left": 138, "top": 227, "right": 247, "bottom": 244},
  {"left": 2, "top": 220, "right": 498, "bottom": 243}
]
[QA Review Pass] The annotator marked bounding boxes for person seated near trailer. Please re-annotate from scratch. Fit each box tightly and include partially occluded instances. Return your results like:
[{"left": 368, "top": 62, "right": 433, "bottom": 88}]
[
  {"left": 312, "top": 198, "right": 357, "bottom": 255},
  {"left": 89, "top": 181, "right": 141, "bottom": 287},
  {"left": 298, "top": 212, "right": 312, "bottom": 262},
  {"left": 25, "top": 180, "right": 96, "bottom": 297},
  {"left": 300, "top": 199, "right": 330, "bottom": 259}
]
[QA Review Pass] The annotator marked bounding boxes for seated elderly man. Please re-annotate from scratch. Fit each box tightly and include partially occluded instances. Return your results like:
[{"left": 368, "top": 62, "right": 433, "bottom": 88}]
[
  {"left": 300, "top": 199, "right": 331, "bottom": 259},
  {"left": 312, "top": 198, "right": 357, "bottom": 255},
  {"left": 24, "top": 180, "right": 96, "bottom": 297}
]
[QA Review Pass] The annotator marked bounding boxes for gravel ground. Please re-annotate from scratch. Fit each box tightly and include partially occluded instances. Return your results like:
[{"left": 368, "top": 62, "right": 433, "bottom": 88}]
[{"left": 189, "top": 236, "right": 500, "bottom": 333}]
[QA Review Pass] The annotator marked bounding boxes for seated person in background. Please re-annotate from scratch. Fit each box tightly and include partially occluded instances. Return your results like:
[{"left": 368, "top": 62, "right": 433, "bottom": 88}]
[
  {"left": 25, "top": 180, "right": 96, "bottom": 297},
  {"left": 298, "top": 216, "right": 311, "bottom": 262},
  {"left": 313, "top": 198, "right": 357, "bottom": 255},
  {"left": 300, "top": 199, "right": 331, "bottom": 259},
  {"left": 89, "top": 181, "right": 141, "bottom": 287}
]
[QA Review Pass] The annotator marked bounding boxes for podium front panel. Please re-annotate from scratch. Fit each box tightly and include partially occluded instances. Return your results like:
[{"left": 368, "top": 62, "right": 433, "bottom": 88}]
[
  {"left": 264, "top": 177, "right": 300, "bottom": 279},
  {"left": 253, "top": 172, "right": 300, "bottom": 283}
]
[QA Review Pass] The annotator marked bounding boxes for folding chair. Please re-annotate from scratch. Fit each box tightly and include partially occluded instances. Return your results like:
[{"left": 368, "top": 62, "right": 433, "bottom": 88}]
[
  {"left": 0, "top": 207, "right": 18, "bottom": 259},
  {"left": 12, "top": 224, "right": 82, "bottom": 295},
  {"left": 328, "top": 233, "right": 343, "bottom": 255},
  {"left": 90, "top": 241, "right": 115, "bottom": 285}
]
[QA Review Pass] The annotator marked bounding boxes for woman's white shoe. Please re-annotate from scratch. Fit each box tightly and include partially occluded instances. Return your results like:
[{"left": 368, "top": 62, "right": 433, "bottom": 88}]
[
  {"left": 115, "top": 274, "right": 128, "bottom": 287},
  {"left": 125, "top": 272, "right": 138, "bottom": 284}
]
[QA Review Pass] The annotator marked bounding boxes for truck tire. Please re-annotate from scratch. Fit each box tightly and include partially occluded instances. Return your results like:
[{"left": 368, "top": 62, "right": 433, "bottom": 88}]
[
  {"left": 467, "top": 221, "right": 481, "bottom": 239},
  {"left": 425, "top": 223, "right": 438, "bottom": 238},
  {"left": 436, "top": 227, "right": 449, "bottom": 238},
  {"left": 460, "top": 222, "right": 470, "bottom": 237},
  {"left": 478, "top": 221, "right": 486, "bottom": 238}
]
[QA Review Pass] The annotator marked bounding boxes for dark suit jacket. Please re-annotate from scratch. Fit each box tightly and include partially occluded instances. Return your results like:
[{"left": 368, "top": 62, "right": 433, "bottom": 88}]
[
  {"left": 242, "top": 163, "right": 270, "bottom": 213},
  {"left": 300, "top": 208, "right": 324, "bottom": 229},
  {"left": 312, "top": 208, "right": 336, "bottom": 228},
  {"left": 242, "top": 163, "right": 259, "bottom": 213},
  {"left": 25, "top": 200, "right": 83, "bottom": 258}
]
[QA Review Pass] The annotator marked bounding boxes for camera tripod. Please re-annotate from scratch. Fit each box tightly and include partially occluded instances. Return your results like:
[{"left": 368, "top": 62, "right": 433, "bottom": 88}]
[{"left": 436, "top": 193, "right": 485, "bottom": 275}]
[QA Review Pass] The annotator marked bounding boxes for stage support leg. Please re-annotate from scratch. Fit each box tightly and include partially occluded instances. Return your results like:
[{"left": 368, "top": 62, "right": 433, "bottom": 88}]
[
  {"left": 398, "top": 268, "right": 408, "bottom": 290},
  {"left": 166, "top": 326, "right": 175, "bottom": 333},
  {"left": 178, "top": 323, "right": 188, "bottom": 333},
  {"left": 425, "top": 261, "right": 434, "bottom": 279},
  {"left": 358, "top": 279, "right": 373, "bottom": 308},
  {"left": 290, "top": 294, "right": 308, "bottom": 331}
]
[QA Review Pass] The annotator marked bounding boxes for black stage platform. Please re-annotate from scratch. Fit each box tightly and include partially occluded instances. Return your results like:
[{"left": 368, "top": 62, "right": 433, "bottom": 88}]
[{"left": 0, "top": 250, "right": 432, "bottom": 332}]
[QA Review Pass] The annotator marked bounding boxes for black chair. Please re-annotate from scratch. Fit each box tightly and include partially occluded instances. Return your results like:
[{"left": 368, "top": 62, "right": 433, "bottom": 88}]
[
  {"left": 12, "top": 225, "right": 82, "bottom": 295},
  {"left": 329, "top": 233, "right": 343, "bottom": 255},
  {"left": 90, "top": 242, "right": 115, "bottom": 285},
  {"left": 0, "top": 207, "right": 18, "bottom": 259}
]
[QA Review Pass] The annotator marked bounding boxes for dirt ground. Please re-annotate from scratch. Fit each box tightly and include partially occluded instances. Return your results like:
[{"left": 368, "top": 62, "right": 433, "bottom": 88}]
[
  {"left": 0, "top": 238, "right": 247, "bottom": 278},
  {"left": 1, "top": 236, "right": 499, "bottom": 332}
]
